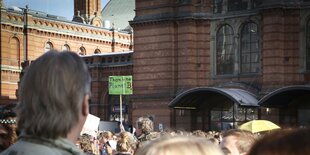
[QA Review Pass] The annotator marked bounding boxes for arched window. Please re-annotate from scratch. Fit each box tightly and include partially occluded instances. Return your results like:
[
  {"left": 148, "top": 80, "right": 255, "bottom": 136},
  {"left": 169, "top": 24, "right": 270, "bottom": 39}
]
[
  {"left": 78, "top": 46, "right": 86, "bottom": 55},
  {"left": 307, "top": 19, "right": 310, "bottom": 70},
  {"left": 94, "top": 49, "right": 101, "bottom": 54},
  {"left": 45, "top": 42, "right": 53, "bottom": 52},
  {"left": 216, "top": 24, "right": 234, "bottom": 75},
  {"left": 240, "top": 22, "right": 260, "bottom": 73},
  {"left": 10, "top": 37, "right": 20, "bottom": 66},
  {"left": 62, "top": 44, "right": 70, "bottom": 51}
]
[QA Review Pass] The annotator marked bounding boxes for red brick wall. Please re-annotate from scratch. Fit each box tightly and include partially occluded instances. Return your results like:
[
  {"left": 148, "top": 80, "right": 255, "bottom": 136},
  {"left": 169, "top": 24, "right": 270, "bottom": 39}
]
[
  {"left": 132, "top": 0, "right": 212, "bottom": 130},
  {"left": 0, "top": 9, "right": 132, "bottom": 105},
  {"left": 261, "top": 9, "right": 303, "bottom": 91}
]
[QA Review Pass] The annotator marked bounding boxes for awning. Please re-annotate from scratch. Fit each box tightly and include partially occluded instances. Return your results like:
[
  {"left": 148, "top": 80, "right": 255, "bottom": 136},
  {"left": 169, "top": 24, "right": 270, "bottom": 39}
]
[
  {"left": 258, "top": 85, "right": 310, "bottom": 108},
  {"left": 168, "top": 87, "right": 259, "bottom": 109}
]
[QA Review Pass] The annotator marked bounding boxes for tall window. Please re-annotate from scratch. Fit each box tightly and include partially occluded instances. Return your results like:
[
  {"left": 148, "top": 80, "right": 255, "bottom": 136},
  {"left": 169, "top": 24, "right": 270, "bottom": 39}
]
[
  {"left": 78, "top": 47, "right": 86, "bottom": 55},
  {"left": 228, "top": 0, "right": 248, "bottom": 12},
  {"left": 214, "top": 0, "right": 223, "bottom": 13},
  {"left": 216, "top": 25, "right": 234, "bottom": 75},
  {"left": 62, "top": 44, "right": 70, "bottom": 51},
  {"left": 241, "top": 22, "right": 260, "bottom": 73},
  {"left": 45, "top": 42, "right": 53, "bottom": 52},
  {"left": 307, "top": 19, "right": 310, "bottom": 70},
  {"left": 10, "top": 37, "right": 20, "bottom": 66},
  {"left": 94, "top": 49, "right": 101, "bottom": 54}
]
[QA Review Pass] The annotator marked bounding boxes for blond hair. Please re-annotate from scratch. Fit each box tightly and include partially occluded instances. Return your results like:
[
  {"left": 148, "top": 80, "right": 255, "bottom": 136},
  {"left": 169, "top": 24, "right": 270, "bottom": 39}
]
[
  {"left": 136, "top": 135, "right": 224, "bottom": 155},
  {"left": 100, "top": 131, "right": 113, "bottom": 140},
  {"left": 136, "top": 116, "right": 153, "bottom": 134},
  {"left": 222, "top": 129, "right": 257, "bottom": 154},
  {"left": 117, "top": 131, "right": 137, "bottom": 153}
]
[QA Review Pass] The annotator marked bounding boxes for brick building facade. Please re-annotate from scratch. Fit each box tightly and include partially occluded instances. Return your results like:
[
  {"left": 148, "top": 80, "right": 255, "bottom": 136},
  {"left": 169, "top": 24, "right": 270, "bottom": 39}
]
[
  {"left": 130, "top": 0, "right": 310, "bottom": 131},
  {"left": 0, "top": 0, "right": 133, "bottom": 124},
  {"left": 2, "top": 0, "right": 310, "bottom": 131}
]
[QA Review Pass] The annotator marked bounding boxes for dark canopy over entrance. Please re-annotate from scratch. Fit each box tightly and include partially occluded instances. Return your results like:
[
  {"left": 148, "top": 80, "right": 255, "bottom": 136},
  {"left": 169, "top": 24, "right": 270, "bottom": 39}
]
[
  {"left": 258, "top": 85, "right": 310, "bottom": 108},
  {"left": 168, "top": 87, "right": 259, "bottom": 108}
]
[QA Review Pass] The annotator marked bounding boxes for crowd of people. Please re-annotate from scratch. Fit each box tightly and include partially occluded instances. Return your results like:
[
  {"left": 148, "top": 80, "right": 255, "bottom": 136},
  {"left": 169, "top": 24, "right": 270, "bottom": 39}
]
[{"left": 0, "top": 50, "right": 309, "bottom": 155}]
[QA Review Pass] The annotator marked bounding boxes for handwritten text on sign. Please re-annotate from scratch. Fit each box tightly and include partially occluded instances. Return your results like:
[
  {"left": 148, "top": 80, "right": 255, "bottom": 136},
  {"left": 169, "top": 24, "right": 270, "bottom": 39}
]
[{"left": 109, "top": 76, "right": 133, "bottom": 95}]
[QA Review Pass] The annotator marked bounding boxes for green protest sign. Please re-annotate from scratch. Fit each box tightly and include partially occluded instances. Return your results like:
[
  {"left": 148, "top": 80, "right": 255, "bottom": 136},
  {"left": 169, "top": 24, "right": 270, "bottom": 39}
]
[{"left": 109, "top": 76, "right": 133, "bottom": 95}]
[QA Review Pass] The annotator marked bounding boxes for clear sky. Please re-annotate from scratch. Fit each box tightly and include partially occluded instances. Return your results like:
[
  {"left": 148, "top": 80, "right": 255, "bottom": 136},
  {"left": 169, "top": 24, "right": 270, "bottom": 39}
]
[{"left": 3, "top": 0, "right": 110, "bottom": 20}]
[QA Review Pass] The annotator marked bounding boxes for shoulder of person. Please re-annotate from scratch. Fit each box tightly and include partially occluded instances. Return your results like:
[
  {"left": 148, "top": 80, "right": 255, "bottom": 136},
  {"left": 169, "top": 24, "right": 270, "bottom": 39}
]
[
  {"left": 145, "top": 132, "right": 159, "bottom": 141},
  {"left": 1, "top": 139, "right": 85, "bottom": 155}
]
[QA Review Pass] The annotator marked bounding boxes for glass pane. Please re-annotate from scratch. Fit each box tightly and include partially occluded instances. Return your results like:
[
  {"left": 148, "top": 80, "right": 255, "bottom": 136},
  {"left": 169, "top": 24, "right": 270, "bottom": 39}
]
[
  {"left": 210, "top": 121, "right": 221, "bottom": 131},
  {"left": 217, "top": 35, "right": 224, "bottom": 43},
  {"left": 307, "top": 20, "right": 310, "bottom": 70},
  {"left": 242, "top": 64, "right": 250, "bottom": 73},
  {"left": 224, "top": 63, "right": 234, "bottom": 74},
  {"left": 242, "top": 44, "right": 250, "bottom": 53},
  {"left": 216, "top": 25, "right": 234, "bottom": 75},
  {"left": 251, "top": 34, "right": 258, "bottom": 42},
  {"left": 222, "top": 122, "right": 233, "bottom": 130},
  {"left": 250, "top": 24, "right": 257, "bottom": 33},
  {"left": 246, "top": 108, "right": 258, "bottom": 120},
  {"left": 241, "top": 22, "right": 260, "bottom": 73},
  {"left": 243, "top": 54, "right": 250, "bottom": 63},
  {"left": 222, "top": 110, "right": 233, "bottom": 121},
  {"left": 251, "top": 53, "right": 259, "bottom": 62},
  {"left": 235, "top": 107, "right": 246, "bottom": 121},
  {"left": 228, "top": 0, "right": 248, "bottom": 12},
  {"left": 250, "top": 42, "right": 259, "bottom": 51},
  {"left": 211, "top": 111, "right": 221, "bottom": 121},
  {"left": 298, "top": 109, "right": 310, "bottom": 128},
  {"left": 251, "top": 63, "right": 260, "bottom": 73},
  {"left": 45, "top": 43, "right": 52, "bottom": 52},
  {"left": 222, "top": 102, "right": 233, "bottom": 121}
]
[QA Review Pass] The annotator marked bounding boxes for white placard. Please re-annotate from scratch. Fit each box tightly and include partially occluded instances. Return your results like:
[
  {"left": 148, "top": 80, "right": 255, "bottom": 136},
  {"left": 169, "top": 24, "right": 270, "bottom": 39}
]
[{"left": 80, "top": 114, "right": 100, "bottom": 137}]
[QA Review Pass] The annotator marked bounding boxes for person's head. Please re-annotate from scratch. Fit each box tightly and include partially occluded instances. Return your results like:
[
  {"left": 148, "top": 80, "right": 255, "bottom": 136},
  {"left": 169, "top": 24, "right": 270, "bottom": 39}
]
[
  {"left": 136, "top": 135, "right": 224, "bottom": 155},
  {"left": 0, "top": 104, "right": 17, "bottom": 150},
  {"left": 192, "top": 130, "right": 206, "bottom": 137},
  {"left": 17, "top": 50, "right": 91, "bottom": 139},
  {"left": 117, "top": 131, "right": 137, "bottom": 154},
  {"left": 100, "top": 131, "right": 113, "bottom": 143},
  {"left": 220, "top": 129, "right": 257, "bottom": 155},
  {"left": 248, "top": 128, "right": 310, "bottom": 155},
  {"left": 79, "top": 134, "right": 93, "bottom": 154},
  {"left": 135, "top": 116, "right": 153, "bottom": 136}
]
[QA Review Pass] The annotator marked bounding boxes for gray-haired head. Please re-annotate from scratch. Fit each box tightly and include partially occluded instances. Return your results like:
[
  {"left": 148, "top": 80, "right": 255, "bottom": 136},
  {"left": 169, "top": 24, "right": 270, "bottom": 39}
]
[{"left": 17, "top": 50, "right": 91, "bottom": 139}]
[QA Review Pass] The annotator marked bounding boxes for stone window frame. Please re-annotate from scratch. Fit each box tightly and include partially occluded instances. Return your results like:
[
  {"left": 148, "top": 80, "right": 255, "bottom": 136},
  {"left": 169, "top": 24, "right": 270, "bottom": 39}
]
[{"left": 210, "top": 16, "right": 261, "bottom": 77}]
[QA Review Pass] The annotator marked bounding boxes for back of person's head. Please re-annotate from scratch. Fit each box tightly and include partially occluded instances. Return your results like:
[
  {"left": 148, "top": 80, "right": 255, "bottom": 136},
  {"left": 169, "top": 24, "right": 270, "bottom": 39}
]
[
  {"left": 221, "top": 129, "right": 257, "bottom": 154},
  {"left": 248, "top": 128, "right": 310, "bottom": 155},
  {"left": 136, "top": 116, "right": 153, "bottom": 134},
  {"left": 117, "top": 131, "right": 137, "bottom": 153},
  {"left": 17, "top": 50, "right": 91, "bottom": 139},
  {"left": 192, "top": 130, "right": 206, "bottom": 137},
  {"left": 101, "top": 131, "right": 113, "bottom": 140},
  {"left": 136, "top": 135, "right": 224, "bottom": 155}
]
